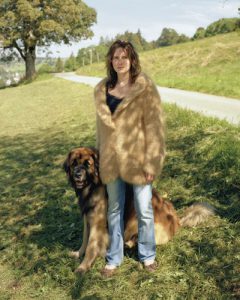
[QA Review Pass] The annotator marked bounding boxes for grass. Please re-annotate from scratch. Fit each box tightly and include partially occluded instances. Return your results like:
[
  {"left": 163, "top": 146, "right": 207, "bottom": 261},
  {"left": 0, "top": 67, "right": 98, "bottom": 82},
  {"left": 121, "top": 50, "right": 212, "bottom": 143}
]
[
  {"left": 76, "top": 32, "right": 240, "bottom": 99},
  {"left": 0, "top": 75, "right": 239, "bottom": 299}
]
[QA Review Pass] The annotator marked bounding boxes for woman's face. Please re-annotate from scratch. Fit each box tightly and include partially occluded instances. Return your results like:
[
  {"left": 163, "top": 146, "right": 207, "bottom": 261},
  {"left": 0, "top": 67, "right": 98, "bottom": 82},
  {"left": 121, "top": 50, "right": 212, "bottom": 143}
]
[{"left": 111, "top": 47, "right": 131, "bottom": 75}]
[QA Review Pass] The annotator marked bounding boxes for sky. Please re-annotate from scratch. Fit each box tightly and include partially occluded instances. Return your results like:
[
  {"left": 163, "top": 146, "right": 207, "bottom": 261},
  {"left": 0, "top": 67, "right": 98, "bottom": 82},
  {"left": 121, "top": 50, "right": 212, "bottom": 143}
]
[{"left": 42, "top": 0, "right": 240, "bottom": 58}]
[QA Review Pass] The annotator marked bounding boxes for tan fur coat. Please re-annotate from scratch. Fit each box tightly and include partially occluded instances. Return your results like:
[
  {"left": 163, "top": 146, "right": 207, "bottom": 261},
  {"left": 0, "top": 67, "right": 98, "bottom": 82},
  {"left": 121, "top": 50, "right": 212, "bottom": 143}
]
[{"left": 94, "top": 72, "right": 165, "bottom": 185}]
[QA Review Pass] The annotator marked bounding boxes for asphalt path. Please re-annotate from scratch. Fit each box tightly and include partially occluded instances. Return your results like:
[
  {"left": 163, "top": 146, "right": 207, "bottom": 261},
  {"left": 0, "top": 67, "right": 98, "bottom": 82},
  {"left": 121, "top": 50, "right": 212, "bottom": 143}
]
[{"left": 55, "top": 72, "right": 240, "bottom": 125}]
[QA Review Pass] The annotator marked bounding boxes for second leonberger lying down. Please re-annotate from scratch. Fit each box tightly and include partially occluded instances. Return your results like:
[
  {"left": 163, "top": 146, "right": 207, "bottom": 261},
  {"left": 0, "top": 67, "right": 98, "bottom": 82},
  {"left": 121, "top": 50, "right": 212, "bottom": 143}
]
[{"left": 63, "top": 147, "right": 214, "bottom": 274}]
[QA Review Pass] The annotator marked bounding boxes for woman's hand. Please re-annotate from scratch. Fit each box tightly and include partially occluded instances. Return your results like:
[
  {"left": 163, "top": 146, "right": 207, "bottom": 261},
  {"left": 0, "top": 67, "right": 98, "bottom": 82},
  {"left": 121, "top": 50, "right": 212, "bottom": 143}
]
[{"left": 145, "top": 172, "right": 155, "bottom": 183}]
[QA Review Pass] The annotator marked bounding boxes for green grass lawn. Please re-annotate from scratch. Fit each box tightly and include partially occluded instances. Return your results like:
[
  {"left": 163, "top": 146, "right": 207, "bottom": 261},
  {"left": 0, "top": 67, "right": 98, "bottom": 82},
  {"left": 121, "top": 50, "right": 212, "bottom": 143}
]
[
  {"left": 76, "top": 32, "right": 240, "bottom": 99},
  {"left": 0, "top": 76, "right": 239, "bottom": 299}
]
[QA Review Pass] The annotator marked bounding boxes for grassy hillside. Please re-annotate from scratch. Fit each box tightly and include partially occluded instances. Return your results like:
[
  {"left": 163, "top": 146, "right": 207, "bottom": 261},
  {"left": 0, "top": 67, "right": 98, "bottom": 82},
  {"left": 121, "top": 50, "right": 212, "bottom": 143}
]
[
  {"left": 0, "top": 76, "right": 239, "bottom": 299},
  {"left": 76, "top": 32, "right": 240, "bottom": 99}
]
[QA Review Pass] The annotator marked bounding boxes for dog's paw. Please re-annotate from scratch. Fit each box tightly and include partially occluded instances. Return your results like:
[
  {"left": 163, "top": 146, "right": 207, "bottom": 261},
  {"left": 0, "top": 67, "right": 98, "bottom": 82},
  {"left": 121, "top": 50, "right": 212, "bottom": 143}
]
[
  {"left": 69, "top": 251, "right": 80, "bottom": 259},
  {"left": 74, "top": 266, "right": 87, "bottom": 275},
  {"left": 124, "top": 240, "right": 136, "bottom": 249}
]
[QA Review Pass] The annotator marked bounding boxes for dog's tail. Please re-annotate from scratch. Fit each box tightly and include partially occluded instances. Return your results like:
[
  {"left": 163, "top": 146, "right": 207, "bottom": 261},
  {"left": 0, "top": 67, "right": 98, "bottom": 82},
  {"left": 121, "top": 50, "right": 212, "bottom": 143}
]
[{"left": 180, "top": 202, "right": 215, "bottom": 227}]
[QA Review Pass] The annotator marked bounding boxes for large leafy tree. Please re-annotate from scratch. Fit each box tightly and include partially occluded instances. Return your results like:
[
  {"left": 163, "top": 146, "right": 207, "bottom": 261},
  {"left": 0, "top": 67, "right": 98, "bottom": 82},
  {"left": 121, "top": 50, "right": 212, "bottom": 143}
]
[
  {"left": 156, "top": 28, "right": 180, "bottom": 47},
  {"left": 193, "top": 27, "right": 206, "bottom": 40},
  {"left": 156, "top": 28, "right": 189, "bottom": 47},
  {"left": 0, "top": 0, "right": 96, "bottom": 79}
]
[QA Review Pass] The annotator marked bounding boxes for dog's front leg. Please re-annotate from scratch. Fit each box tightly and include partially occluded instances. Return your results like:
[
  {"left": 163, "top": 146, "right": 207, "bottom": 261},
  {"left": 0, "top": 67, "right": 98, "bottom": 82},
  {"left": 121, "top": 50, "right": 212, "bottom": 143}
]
[
  {"left": 75, "top": 226, "right": 100, "bottom": 274},
  {"left": 69, "top": 214, "right": 88, "bottom": 259}
]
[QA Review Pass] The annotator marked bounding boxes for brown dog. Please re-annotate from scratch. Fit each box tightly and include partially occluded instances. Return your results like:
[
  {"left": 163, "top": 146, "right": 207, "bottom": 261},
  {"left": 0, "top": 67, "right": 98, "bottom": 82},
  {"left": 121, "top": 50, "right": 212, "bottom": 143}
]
[
  {"left": 63, "top": 147, "right": 214, "bottom": 273},
  {"left": 63, "top": 147, "right": 109, "bottom": 273}
]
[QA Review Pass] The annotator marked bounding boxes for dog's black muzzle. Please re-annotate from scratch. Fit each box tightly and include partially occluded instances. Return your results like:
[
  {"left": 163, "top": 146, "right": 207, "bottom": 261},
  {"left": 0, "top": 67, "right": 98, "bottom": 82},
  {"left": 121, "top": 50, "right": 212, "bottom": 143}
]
[{"left": 73, "top": 166, "right": 88, "bottom": 189}]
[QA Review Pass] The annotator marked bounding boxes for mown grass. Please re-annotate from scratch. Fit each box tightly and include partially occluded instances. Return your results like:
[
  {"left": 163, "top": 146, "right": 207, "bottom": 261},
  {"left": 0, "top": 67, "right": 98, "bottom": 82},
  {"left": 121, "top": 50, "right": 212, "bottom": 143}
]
[
  {"left": 0, "top": 75, "right": 239, "bottom": 299},
  {"left": 76, "top": 32, "right": 240, "bottom": 99}
]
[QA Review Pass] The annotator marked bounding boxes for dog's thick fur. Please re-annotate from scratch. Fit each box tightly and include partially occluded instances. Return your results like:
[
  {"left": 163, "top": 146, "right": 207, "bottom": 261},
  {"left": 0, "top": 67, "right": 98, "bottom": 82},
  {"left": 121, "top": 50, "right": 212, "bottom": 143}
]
[{"left": 63, "top": 147, "right": 214, "bottom": 274}]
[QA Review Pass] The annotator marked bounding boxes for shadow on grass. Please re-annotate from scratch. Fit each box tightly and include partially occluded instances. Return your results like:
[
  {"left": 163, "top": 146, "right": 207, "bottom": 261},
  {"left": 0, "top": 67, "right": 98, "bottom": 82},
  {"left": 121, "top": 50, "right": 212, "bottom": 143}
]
[
  {"left": 0, "top": 113, "right": 239, "bottom": 299},
  {"left": 176, "top": 236, "right": 240, "bottom": 298},
  {"left": 0, "top": 123, "right": 96, "bottom": 280},
  {"left": 0, "top": 122, "right": 142, "bottom": 299},
  {"left": 163, "top": 123, "right": 240, "bottom": 223},
  {"left": 71, "top": 275, "right": 104, "bottom": 300}
]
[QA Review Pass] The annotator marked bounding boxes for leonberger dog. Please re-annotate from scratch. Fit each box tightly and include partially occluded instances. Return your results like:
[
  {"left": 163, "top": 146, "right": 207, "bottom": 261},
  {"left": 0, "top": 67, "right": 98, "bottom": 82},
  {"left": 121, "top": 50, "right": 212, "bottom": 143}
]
[{"left": 63, "top": 147, "right": 214, "bottom": 274}]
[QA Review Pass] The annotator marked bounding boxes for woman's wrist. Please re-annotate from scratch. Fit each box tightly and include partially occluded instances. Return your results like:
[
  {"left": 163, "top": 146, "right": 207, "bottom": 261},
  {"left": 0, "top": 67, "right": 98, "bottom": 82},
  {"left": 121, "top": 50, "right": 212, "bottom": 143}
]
[{"left": 144, "top": 172, "right": 155, "bottom": 183}]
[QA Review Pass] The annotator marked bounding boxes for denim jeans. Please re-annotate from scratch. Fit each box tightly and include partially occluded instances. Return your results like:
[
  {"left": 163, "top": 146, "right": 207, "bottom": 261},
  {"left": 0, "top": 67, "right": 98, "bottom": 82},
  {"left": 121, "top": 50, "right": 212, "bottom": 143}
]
[{"left": 106, "top": 177, "right": 156, "bottom": 266}]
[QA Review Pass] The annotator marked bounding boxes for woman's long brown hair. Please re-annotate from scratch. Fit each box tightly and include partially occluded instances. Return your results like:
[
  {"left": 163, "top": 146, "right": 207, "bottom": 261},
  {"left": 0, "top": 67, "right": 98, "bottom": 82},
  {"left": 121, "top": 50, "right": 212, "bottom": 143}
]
[{"left": 106, "top": 40, "right": 141, "bottom": 89}]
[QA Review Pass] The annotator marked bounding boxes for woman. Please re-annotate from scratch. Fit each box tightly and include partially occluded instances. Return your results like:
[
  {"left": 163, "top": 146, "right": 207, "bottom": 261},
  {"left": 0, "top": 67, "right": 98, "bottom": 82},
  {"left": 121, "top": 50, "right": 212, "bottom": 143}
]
[{"left": 94, "top": 40, "right": 165, "bottom": 277}]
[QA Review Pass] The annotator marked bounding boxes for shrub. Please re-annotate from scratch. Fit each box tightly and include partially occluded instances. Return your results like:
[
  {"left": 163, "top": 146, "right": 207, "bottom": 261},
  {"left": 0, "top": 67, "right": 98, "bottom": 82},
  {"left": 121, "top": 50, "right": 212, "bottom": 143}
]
[{"left": 38, "top": 63, "right": 54, "bottom": 74}]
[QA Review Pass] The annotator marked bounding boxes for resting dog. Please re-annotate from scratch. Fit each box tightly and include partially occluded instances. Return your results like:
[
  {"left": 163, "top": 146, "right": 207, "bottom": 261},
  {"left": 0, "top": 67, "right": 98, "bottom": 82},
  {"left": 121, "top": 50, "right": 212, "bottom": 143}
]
[{"left": 63, "top": 147, "right": 214, "bottom": 274}]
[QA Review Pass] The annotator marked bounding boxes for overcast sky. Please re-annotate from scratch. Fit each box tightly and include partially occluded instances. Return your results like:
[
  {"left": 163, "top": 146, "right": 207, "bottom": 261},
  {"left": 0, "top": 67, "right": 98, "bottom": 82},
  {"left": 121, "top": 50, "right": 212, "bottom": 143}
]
[{"left": 43, "top": 0, "right": 240, "bottom": 58}]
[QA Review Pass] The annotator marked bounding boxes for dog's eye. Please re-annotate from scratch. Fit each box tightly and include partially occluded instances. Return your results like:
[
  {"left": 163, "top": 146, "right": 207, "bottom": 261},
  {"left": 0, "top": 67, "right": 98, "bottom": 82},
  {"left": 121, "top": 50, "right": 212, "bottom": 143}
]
[
  {"left": 73, "top": 159, "right": 78, "bottom": 166},
  {"left": 84, "top": 160, "right": 91, "bottom": 168}
]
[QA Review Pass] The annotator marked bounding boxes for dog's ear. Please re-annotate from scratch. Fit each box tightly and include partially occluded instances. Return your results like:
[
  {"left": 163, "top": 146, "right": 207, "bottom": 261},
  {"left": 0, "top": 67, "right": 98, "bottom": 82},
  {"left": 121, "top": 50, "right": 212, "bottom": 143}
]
[
  {"left": 89, "top": 147, "right": 99, "bottom": 159},
  {"left": 89, "top": 147, "right": 100, "bottom": 178},
  {"left": 63, "top": 151, "right": 72, "bottom": 175},
  {"left": 89, "top": 147, "right": 99, "bottom": 167}
]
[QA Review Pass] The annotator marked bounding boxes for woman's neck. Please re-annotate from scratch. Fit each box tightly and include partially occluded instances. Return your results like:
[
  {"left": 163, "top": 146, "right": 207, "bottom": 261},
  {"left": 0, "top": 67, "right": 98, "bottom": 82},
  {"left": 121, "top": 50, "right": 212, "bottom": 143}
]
[{"left": 117, "top": 73, "right": 130, "bottom": 87}]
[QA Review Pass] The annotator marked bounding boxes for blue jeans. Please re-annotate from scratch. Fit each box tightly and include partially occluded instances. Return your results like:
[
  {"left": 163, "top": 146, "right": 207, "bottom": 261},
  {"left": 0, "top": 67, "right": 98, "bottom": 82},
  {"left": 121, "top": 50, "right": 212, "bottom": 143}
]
[{"left": 106, "top": 177, "right": 156, "bottom": 266}]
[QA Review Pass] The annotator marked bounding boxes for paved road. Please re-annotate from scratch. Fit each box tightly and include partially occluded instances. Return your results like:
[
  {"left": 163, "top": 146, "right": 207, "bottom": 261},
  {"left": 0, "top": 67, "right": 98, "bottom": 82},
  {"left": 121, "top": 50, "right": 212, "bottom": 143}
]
[{"left": 55, "top": 72, "right": 240, "bottom": 125}]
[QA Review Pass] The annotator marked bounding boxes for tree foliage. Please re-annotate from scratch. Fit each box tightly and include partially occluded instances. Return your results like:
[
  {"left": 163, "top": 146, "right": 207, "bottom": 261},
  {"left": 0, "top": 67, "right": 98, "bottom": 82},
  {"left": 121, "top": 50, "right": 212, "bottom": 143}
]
[
  {"left": 64, "top": 53, "right": 77, "bottom": 71},
  {"left": 55, "top": 57, "right": 64, "bottom": 72},
  {"left": 193, "top": 18, "right": 240, "bottom": 40},
  {"left": 156, "top": 28, "right": 190, "bottom": 47},
  {"left": 76, "top": 29, "right": 156, "bottom": 67},
  {"left": 205, "top": 18, "right": 240, "bottom": 37},
  {"left": 0, "top": 0, "right": 96, "bottom": 79},
  {"left": 115, "top": 29, "right": 152, "bottom": 52},
  {"left": 193, "top": 27, "right": 206, "bottom": 40},
  {"left": 38, "top": 63, "right": 53, "bottom": 74}
]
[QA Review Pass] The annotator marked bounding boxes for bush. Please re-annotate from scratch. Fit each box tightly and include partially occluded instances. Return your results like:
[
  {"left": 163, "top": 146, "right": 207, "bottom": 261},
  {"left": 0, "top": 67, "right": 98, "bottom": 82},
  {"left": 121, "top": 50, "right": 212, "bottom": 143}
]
[
  {"left": 37, "top": 63, "right": 54, "bottom": 74},
  {"left": 55, "top": 58, "right": 64, "bottom": 73},
  {"left": 64, "top": 54, "right": 78, "bottom": 71}
]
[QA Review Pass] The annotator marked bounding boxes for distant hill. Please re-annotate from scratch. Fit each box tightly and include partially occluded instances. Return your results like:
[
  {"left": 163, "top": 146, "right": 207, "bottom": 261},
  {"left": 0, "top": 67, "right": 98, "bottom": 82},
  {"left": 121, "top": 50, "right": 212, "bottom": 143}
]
[{"left": 76, "top": 32, "right": 240, "bottom": 99}]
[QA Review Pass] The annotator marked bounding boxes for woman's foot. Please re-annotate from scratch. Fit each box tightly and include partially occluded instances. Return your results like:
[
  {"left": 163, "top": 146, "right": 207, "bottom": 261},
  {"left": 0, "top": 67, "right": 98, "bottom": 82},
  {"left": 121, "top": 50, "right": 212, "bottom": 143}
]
[
  {"left": 143, "top": 260, "right": 158, "bottom": 272},
  {"left": 100, "top": 265, "right": 117, "bottom": 278}
]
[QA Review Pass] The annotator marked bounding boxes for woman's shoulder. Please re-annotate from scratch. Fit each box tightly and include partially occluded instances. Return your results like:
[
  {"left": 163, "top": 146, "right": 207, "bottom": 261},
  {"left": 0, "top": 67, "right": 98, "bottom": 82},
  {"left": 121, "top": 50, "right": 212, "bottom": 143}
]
[
  {"left": 94, "top": 77, "right": 108, "bottom": 93},
  {"left": 135, "top": 72, "right": 156, "bottom": 89}
]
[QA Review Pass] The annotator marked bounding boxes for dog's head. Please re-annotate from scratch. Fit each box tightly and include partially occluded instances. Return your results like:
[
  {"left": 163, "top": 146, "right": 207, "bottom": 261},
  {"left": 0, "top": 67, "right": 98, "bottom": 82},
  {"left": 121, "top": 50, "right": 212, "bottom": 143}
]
[{"left": 63, "top": 147, "right": 100, "bottom": 190}]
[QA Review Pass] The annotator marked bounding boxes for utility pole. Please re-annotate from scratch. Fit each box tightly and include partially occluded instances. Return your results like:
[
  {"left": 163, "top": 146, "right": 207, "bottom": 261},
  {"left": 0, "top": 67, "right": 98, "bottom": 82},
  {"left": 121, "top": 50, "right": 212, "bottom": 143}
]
[
  {"left": 96, "top": 51, "right": 100, "bottom": 63},
  {"left": 82, "top": 51, "right": 87, "bottom": 66}
]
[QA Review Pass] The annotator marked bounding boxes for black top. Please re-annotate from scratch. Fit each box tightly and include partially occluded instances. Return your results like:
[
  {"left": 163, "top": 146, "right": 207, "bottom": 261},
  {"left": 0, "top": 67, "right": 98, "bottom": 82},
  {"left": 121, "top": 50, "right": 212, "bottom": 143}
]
[{"left": 106, "top": 91, "right": 123, "bottom": 114}]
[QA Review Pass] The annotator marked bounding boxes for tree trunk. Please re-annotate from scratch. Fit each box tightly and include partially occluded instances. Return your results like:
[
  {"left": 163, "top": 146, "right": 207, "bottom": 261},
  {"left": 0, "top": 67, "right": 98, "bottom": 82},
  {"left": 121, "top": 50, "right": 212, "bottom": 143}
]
[{"left": 25, "top": 46, "right": 36, "bottom": 80}]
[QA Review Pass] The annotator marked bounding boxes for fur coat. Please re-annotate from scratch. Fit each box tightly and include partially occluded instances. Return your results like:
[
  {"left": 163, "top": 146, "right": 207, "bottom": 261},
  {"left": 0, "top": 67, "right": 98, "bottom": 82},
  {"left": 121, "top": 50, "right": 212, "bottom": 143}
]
[{"left": 94, "top": 72, "right": 165, "bottom": 185}]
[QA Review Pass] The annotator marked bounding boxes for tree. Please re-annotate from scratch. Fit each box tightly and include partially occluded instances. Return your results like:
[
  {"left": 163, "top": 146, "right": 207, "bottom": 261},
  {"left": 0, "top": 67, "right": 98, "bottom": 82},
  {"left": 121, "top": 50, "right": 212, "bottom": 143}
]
[
  {"left": 156, "top": 28, "right": 190, "bottom": 47},
  {"left": 193, "top": 27, "right": 206, "bottom": 40},
  {"left": 64, "top": 53, "right": 77, "bottom": 71},
  {"left": 115, "top": 30, "right": 149, "bottom": 52},
  {"left": 156, "top": 28, "right": 179, "bottom": 47},
  {"left": 177, "top": 34, "right": 190, "bottom": 44},
  {"left": 0, "top": 0, "right": 96, "bottom": 80},
  {"left": 76, "top": 47, "right": 90, "bottom": 66},
  {"left": 55, "top": 57, "right": 64, "bottom": 73},
  {"left": 136, "top": 29, "right": 154, "bottom": 51},
  {"left": 205, "top": 18, "right": 240, "bottom": 37}
]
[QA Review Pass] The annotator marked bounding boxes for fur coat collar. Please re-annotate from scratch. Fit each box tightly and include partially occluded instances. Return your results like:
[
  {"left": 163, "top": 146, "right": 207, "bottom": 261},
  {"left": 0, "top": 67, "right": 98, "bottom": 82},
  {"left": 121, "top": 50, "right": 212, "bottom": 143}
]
[{"left": 95, "top": 73, "right": 148, "bottom": 129}]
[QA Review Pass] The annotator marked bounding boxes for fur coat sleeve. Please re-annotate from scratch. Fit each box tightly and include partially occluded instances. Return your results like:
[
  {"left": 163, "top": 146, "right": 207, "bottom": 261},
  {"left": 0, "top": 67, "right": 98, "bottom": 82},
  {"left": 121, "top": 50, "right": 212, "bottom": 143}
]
[{"left": 142, "top": 80, "right": 165, "bottom": 176}]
